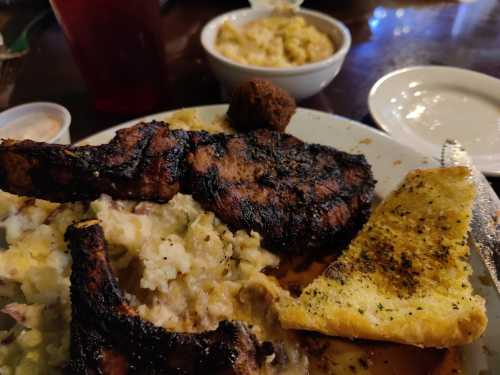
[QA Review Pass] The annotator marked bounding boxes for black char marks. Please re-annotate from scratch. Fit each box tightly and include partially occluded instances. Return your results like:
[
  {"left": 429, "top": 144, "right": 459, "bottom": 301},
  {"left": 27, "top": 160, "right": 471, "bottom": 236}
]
[
  {"left": 188, "top": 129, "right": 375, "bottom": 254},
  {"left": 0, "top": 121, "right": 190, "bottom": 202},
  {"left": 65, "top": 220, "right": 261, "bottom": 375},
  {"left": 0, "top": 123, "right": 375, "bottom": 255}
]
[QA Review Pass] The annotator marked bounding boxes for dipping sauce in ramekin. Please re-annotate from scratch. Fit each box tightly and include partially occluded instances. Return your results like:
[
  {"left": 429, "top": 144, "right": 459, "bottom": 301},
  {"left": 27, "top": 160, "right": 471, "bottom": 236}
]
[{"left": 0, "top": 102, "right": 71, "bottom": 144}]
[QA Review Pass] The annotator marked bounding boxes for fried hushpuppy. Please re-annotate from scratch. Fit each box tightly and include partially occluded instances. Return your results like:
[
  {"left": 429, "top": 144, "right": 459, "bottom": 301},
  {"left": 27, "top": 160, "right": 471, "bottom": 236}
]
[{"left": 227, "top": 78, "right": 296, "bottom": 132}]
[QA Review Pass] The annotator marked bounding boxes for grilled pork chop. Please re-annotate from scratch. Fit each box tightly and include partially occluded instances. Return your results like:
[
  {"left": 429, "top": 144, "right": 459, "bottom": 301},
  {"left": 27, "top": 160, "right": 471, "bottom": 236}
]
[
  {"left": 0, "top": 122, "right": 190, "bottom": 202},
  {"left": 65, "top": 220, "right": 263, "bottom": 374},
  {"left": 0, "top": 122, "right": 375, "bottom": 254},
  {"left": 188, "top": 129, "right": 375, "bottom": 254}
]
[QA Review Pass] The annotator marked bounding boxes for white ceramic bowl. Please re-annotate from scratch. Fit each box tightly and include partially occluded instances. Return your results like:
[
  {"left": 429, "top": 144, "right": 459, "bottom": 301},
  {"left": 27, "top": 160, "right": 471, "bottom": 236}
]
[
  {"left": 201, "top": 7, "right": 351, "bottom": 100},
  {"left": 0, "top": 102, "right": 71, "bottom": 144}
]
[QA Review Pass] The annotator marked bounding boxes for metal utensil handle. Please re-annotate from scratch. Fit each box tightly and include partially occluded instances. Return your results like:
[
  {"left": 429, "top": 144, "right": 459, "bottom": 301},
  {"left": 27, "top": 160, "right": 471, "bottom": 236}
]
[{"left": 441, "top": 139, "right": 500, "bottom": 295}]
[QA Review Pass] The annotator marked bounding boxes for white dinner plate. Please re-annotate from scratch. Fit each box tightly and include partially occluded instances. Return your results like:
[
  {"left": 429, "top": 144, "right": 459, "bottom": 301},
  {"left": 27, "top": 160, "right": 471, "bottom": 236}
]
[
  {"left": 81, "top": 105, "right": 499, "bottom": 374},
  {"left": 368, "top": 66, "right": 500, "bottom": 176}
]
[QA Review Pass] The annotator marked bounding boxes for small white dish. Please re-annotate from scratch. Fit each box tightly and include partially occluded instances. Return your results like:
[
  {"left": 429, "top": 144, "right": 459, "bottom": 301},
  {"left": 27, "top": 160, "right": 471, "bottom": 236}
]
[
  {"left": 200, "top": 7, "right": 351, "bottom": 100},
  {"left": 368, "top": 66, "right": 500, "bottom": 176},
  {"left": 0, "top": 102, "right": 71, "bottom": 144}
]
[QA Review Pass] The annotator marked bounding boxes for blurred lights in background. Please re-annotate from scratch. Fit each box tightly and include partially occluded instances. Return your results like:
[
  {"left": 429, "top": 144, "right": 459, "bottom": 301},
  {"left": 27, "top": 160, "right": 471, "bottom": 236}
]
[
  {"left": 368, "top": 6, "right": 412, "bottom": 37},
  {"left": 368, "top": 0, "right": 498, "bottom": 40}
]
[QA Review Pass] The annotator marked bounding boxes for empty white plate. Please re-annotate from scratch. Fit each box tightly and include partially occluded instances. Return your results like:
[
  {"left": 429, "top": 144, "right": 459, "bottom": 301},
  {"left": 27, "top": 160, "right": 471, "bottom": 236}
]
[{"left": 368, "top": 66, "right": 500, "bottom": 176}]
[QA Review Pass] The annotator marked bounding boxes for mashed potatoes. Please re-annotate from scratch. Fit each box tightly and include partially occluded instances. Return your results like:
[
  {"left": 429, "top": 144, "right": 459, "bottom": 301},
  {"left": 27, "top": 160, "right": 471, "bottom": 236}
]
[
  {"left": 0, "top": 192, "right": 309, "bottom": 374},
  {"left": 164, "top": 108, "right": 232, "bottom": 134},
  {"left": 92, "top": 194, "right": 281, "bottom": 333},
  {"left": 216, "top": 15, "right": 335, "bottom": 67},
  {"left": 0, "top": 197, "right": 83, "bottom": 374}
]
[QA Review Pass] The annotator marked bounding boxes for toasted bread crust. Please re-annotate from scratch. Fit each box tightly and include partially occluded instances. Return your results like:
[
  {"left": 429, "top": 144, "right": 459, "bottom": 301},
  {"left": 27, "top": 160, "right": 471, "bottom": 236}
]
[{"left": 278, "top": 167, "right": 487, "bottom": 348}]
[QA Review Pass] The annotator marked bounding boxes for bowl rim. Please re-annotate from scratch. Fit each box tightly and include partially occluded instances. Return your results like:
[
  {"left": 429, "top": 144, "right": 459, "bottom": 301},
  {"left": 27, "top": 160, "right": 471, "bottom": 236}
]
[{"left": 200, "top": 7, "right": 352, "bottom": 75}]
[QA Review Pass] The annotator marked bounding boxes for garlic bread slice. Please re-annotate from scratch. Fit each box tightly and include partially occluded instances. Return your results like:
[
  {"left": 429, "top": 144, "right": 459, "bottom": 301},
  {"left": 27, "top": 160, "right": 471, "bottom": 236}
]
[{"left": 278, "top": 167, "right": 487, "bottom": 347}]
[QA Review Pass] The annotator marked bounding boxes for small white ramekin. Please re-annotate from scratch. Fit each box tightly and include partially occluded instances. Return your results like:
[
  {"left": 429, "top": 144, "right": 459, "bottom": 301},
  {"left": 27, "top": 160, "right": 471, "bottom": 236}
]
[
  {"left": 201, "top": 7, "right": 351, "bottom": 100},
  {"left": 0, "top": 102, "right": 71, "bottom": 144}
]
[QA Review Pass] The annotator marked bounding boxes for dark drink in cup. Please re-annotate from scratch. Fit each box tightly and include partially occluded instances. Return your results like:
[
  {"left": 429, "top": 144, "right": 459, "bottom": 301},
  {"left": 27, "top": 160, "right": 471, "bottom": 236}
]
[{"left": 50, "top": 0, "right": 165, "bottom": 115}]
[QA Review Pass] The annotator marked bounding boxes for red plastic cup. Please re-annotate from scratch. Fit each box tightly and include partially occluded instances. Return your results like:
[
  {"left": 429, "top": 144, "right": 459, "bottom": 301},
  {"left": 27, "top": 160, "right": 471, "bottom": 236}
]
[{"left": 50, "top": 0, "right": 165, "bottom": 115}]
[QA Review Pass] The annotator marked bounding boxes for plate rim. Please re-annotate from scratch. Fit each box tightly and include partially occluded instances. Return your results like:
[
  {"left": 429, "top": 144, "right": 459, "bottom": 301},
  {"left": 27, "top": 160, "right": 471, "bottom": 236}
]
[
  {"left": 80, "top": 104, "right": 406, "bottom": 147},
  {"left": 367, "top": 65, "right": 500, "bottom": 177}
]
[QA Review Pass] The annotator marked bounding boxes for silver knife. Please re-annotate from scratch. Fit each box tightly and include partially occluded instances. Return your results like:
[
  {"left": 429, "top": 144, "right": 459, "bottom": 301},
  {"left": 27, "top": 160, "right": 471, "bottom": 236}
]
[{"left": 441, "top": 139, "right": 500, "bottom": 295}]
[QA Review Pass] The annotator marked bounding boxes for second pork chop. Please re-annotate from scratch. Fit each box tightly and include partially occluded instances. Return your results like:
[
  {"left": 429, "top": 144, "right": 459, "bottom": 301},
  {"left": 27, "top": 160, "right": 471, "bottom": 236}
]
[{"left": 188, "top": 129, "right": 375, "bottom": 254}]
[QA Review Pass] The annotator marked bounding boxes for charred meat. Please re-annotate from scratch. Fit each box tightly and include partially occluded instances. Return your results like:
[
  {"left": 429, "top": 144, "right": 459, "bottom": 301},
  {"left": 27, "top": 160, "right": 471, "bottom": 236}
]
[
  {"left": 0, "top": 123, "right": 375, "bottom": 254},
  {"left": 65, "top": 220, "right": 263, "bottom": 375},
  {"left": 188, "top": 129, "right": 374, "bottom": 254},
  {"left": 227, "top": 78, "right": 296, "bottom": 133},
  {"left": 0, "top": 122, "right": 190, "bottom": 202}
]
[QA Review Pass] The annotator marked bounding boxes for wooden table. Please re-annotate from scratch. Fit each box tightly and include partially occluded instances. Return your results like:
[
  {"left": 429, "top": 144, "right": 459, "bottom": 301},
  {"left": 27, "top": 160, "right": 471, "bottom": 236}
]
[{"left": 6, "top": 0, "right": 500, "bottom": 190}]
